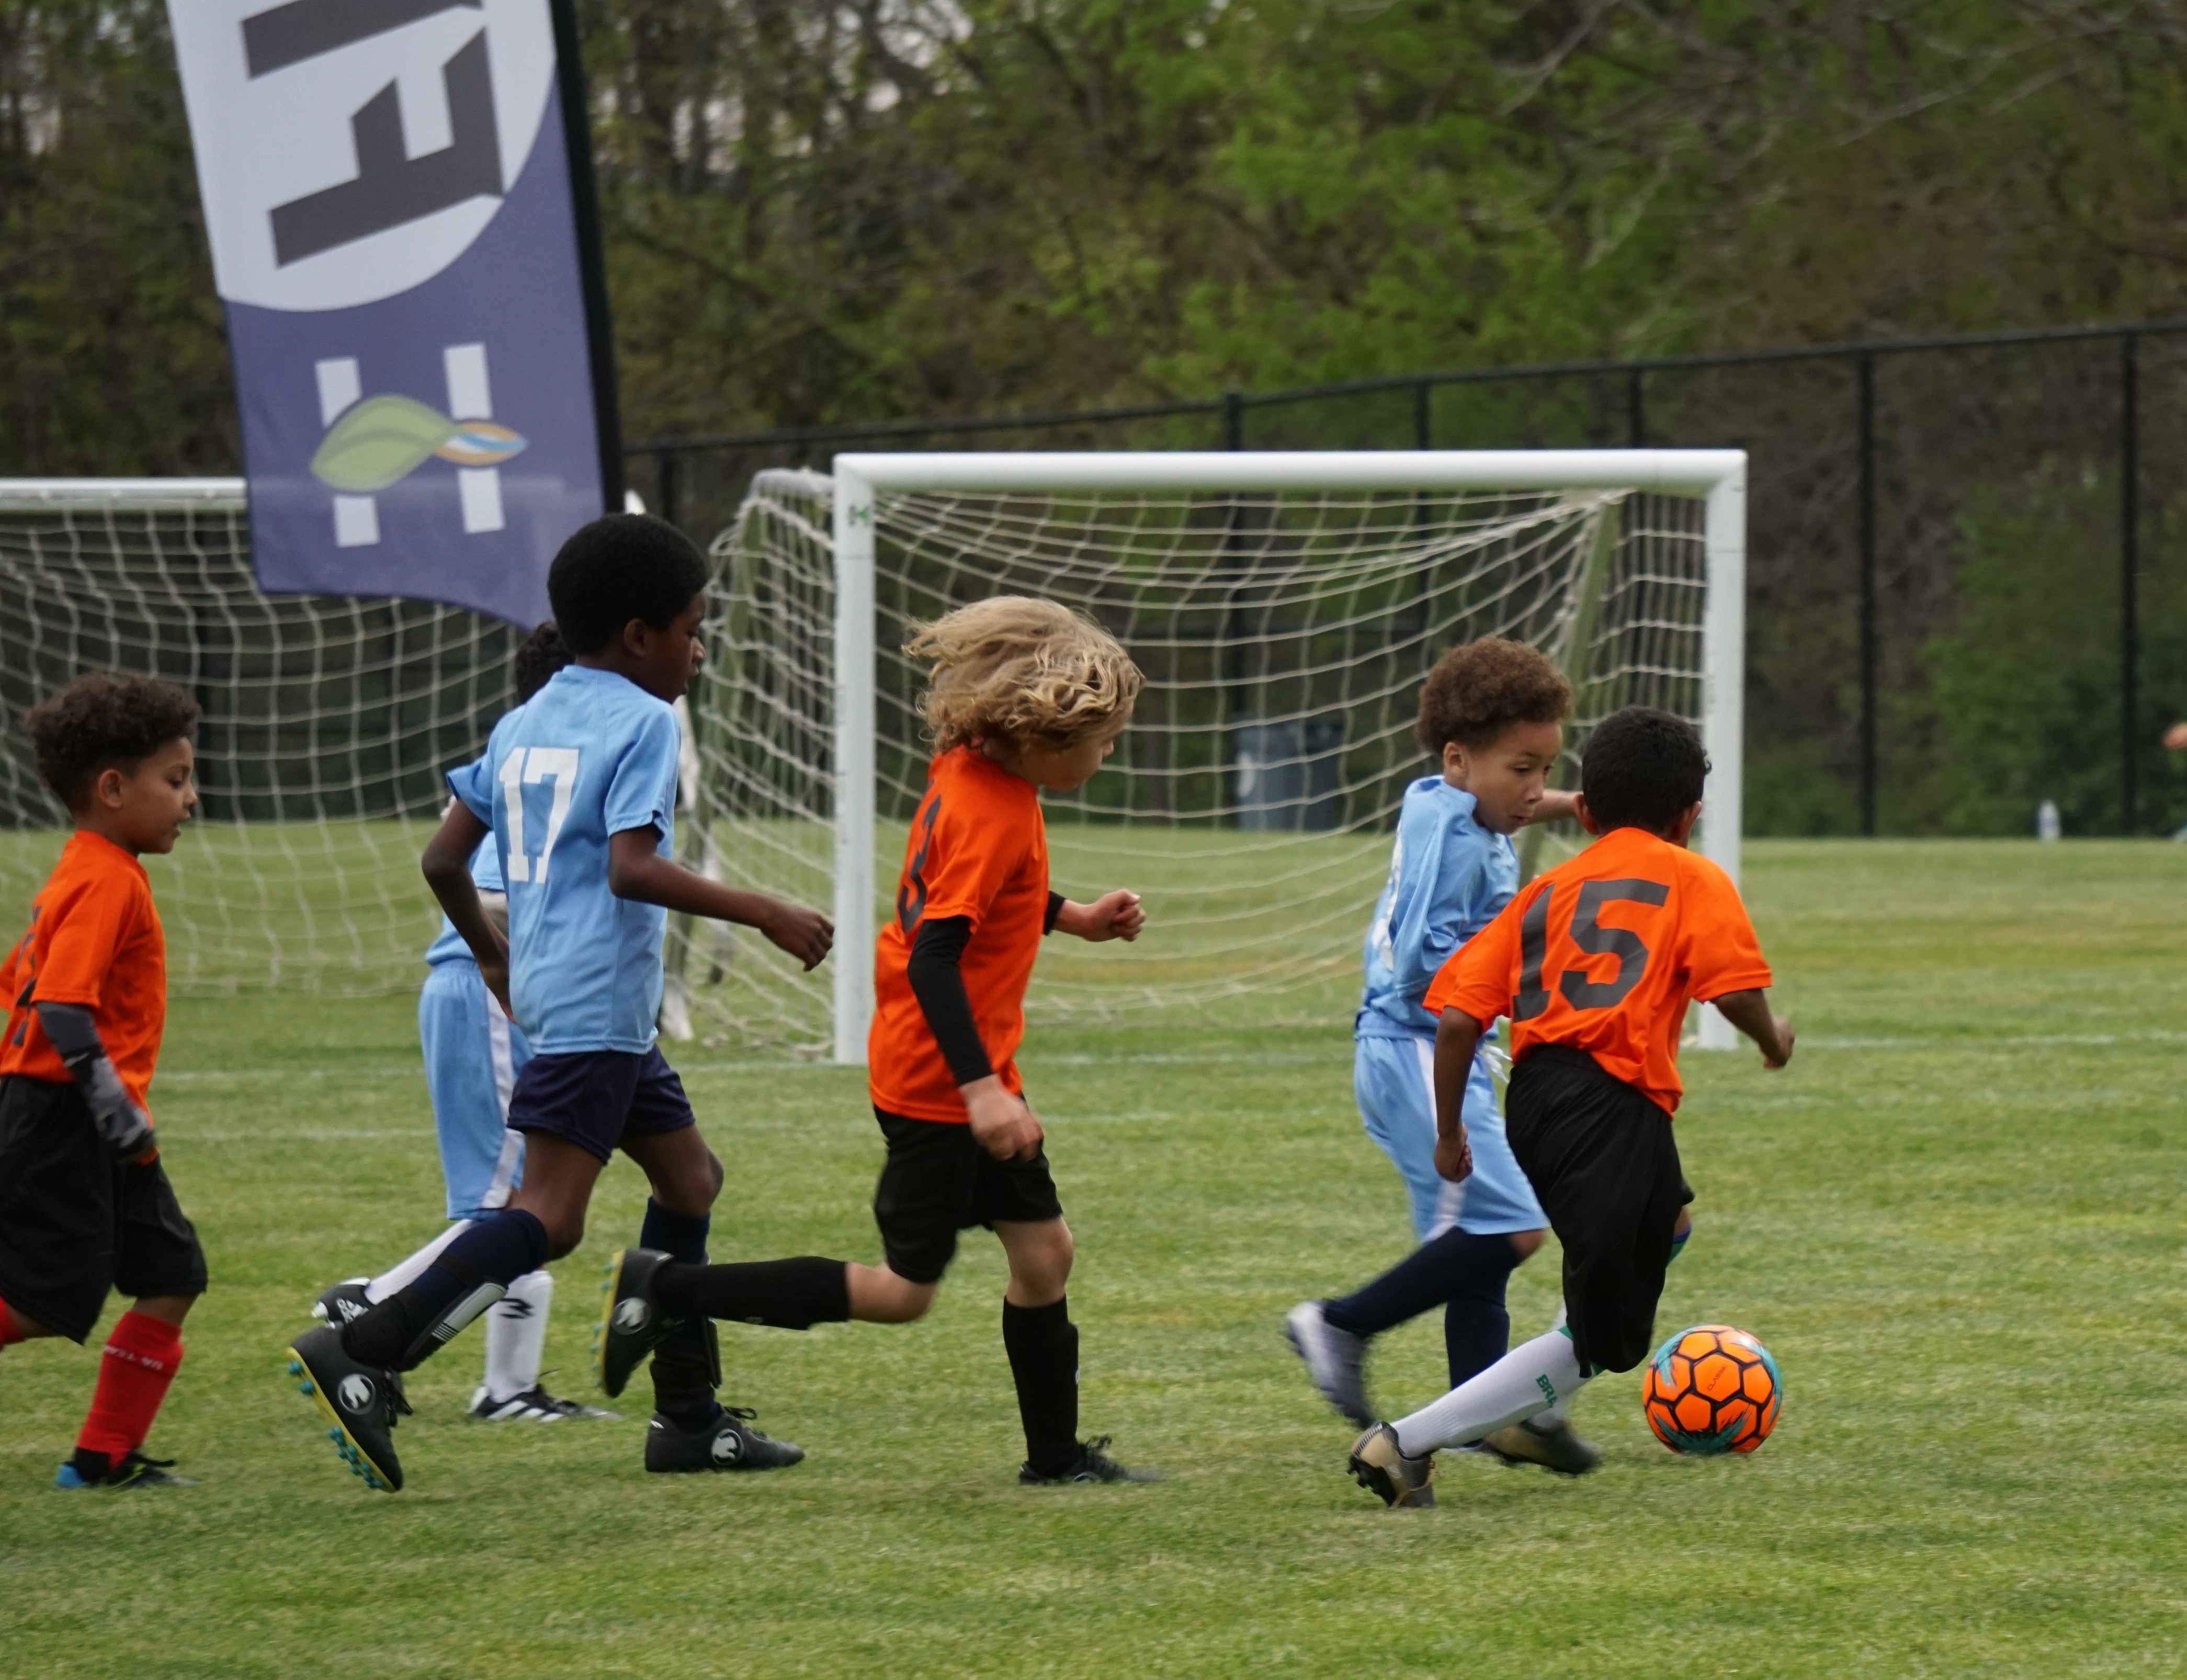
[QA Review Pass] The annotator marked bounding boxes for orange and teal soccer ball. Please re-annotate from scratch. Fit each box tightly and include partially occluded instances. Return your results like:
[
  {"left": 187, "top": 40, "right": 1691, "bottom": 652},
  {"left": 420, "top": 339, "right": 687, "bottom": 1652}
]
[{"left": 1641, "top": 1324, "right": 1781, "bottom": 1455}]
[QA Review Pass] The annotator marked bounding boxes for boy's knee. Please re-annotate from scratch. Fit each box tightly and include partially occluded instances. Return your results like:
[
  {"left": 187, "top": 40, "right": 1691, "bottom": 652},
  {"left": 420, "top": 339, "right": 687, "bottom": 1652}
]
[
  {"left": 703, "top": 1149, "right": 724, "bottom": 1202},
  {"left": 542, "top": 1213, "right": 585, "bottom": 1260}
]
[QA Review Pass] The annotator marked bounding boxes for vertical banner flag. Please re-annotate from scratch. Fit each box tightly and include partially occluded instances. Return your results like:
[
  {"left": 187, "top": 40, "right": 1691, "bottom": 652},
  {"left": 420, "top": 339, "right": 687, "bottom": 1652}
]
[{"left": 167, "top": 0, "right": 619, "bottom": 628}]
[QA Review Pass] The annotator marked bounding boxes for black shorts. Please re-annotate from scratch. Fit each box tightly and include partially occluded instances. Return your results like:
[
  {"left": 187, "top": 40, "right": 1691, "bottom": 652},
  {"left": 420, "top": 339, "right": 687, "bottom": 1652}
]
[
  {"left": 1505, "top": 1046, "right": 1688, "bottom": 1378},
  {"left": 0, "top": 1076, "right": 208, "bottom": 1344},
  {"left": 871, "top": 1107, "right": 1065, "bottom": 1285},
  {"left": 505, "top": 1047, "right": 696, "bottom": 1164}
]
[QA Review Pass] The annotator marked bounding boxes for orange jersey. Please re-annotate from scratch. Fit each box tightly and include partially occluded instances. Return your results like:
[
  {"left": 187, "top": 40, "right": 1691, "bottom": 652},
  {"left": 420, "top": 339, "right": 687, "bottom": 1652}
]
[
  {"left": 0, "top": 831, "right": 169, "bottom": 1114},
  {"left": 869, "top": 747, "right": 1049, "bottom": 1122},
  {"left": 1424, "top": 826, "right": 1771, "bottom": 1115}
]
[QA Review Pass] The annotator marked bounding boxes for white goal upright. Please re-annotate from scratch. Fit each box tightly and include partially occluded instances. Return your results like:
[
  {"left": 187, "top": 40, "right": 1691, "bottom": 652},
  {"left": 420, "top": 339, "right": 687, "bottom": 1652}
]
[{"left": 689, "top": 449, "right": 1746, "bottom": 1062}]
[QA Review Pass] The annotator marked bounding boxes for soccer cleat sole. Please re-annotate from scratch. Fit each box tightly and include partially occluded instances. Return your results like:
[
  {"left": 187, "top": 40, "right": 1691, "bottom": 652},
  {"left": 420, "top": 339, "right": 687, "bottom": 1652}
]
[{"left": 287, "top": 1348, "right": 399, "bottom": 1494}]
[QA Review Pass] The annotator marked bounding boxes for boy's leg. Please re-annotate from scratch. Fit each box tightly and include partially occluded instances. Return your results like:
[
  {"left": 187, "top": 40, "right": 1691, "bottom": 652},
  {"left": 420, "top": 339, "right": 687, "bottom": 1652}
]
[
  {"left": 65, "top": 1150, "right": 208, "bottom": 1488},
  {"left": 995, "top": 1217, "right": 1079, "bottom": 1479},
  {"left": 0, "top": 1077, "right": 120, "bottom": 1354}
]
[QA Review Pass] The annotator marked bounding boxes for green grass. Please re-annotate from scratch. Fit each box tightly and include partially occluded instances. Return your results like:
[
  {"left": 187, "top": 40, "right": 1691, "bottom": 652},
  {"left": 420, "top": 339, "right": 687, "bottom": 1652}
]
[{"left": 5, "top": 839, "right": 2187, "bottom": 1676}]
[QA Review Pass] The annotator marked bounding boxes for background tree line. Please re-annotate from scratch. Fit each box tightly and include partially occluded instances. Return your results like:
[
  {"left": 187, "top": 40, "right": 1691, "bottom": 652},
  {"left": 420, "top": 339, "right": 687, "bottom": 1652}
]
[{"left": 8, "top": 0, "right": 2187, "bottom": 834}]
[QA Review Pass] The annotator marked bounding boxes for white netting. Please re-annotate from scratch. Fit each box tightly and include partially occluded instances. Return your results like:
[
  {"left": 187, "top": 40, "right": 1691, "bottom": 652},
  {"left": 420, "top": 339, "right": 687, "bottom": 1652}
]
[
  {"left": 681, "top": 467, "right": 1711, "bottom": 1053},
  {"left": 0, "top": 485, "right": 517, "bottom": 993}
]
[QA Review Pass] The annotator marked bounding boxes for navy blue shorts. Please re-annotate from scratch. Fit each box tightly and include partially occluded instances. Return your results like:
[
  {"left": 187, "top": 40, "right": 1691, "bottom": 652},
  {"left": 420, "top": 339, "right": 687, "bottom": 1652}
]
[{"left": 504, "top": 1047, "right": 695, "bottom": 1164}]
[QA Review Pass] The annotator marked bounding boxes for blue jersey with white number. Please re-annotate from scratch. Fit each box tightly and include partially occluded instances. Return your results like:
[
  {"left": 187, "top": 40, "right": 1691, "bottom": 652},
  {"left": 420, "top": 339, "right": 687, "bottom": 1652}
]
[
  {"left": 423, "top": 836, "right": 506, "bottom": 968},
  {"left": 1356, "top": 777, "right": 1517, "bottom": 1040},
  {"left": 447, "top": 665, "right": 681, "bottom": 1054}
]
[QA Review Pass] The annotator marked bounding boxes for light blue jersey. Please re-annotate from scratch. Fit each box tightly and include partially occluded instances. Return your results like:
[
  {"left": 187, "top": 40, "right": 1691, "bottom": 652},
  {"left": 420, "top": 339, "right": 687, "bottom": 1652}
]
[
  {"left": 1352, "top": 776, "right": 1544, "bottom": 1239},
  {"left": 420, "top": 837, "right": 528, "bottom": 1220},
  {"left": 1357, "top": 778, "right": 1518, "bottom": 1039},
  {"left": 447, "top": 665, "right": 681, "bottom": 1055}
]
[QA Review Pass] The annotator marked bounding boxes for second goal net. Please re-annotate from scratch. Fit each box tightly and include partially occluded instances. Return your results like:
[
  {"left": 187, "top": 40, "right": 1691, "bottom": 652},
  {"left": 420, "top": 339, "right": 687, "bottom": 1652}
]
[{"left": 682, "top": 450, "right": 1745, "bottom": 1061}]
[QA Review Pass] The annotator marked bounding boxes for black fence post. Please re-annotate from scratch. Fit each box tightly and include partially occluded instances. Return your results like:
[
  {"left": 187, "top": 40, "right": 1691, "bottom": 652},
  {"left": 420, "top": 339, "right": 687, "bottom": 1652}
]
[
  {"left": 658, "top": 448, "right": 680, "bottom": 533},
  {"left": 1413, "top": 380, "right": 1432, "bottom": 449},
  {"left": 1857, "top": 353, "right": 1878, "bottom": 837},
  {"left": 2123, "top": 330, "right": 2140, "bottom": 836},
  {"left": 1224, "top": 389, "right": 1244, "bottom": 451},
  {"left": 1627, "top": 367, "right": 1646, "bottom": 448}
]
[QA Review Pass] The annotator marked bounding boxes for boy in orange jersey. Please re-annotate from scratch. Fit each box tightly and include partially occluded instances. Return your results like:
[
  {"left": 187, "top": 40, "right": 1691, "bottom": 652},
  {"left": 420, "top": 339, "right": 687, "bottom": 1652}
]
[
  {"left": 0, "top": 674, "right": 206, "bottom": 1488},
  {"left": 1348, "top": 706, "right": 1794, "bottom": 1507},
  {"left": 596, "top": 596, "right": 1161, "bottom": 1483}
]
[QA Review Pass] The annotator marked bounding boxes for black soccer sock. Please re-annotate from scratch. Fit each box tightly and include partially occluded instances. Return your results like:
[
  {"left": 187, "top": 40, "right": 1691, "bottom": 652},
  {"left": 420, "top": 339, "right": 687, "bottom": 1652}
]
[
  {"left": 1443, "top": 1266, "right": 1516, "bottom": 1390},
  {"left": 1322, "top": 1228, "right": 1521, "bottom": 1344},
  {"left": 343, "top": 1209, "right": 549, "bottom": 1370},
  {"left": 639, "top": 1200, "right": 719, "bottom": 1429},
  {"left": 1002, "top": 1296, "right": 1079, "bottom": 1477},
  {"left": 652, "top": 1257, "right": 851, "bottom": 1330}
]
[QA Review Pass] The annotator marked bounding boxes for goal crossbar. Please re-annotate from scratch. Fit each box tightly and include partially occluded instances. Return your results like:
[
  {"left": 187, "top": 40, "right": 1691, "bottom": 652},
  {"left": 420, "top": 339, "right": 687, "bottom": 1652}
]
[{"left": 826, "top": 449, "right": 1748, "bottom": 1063}]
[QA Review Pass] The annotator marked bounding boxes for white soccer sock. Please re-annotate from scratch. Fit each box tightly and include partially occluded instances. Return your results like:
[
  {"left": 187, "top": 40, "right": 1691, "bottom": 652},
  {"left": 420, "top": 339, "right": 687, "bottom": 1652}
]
[
  {"left": 1392, "top": 1325, "right": 1589, "bottom": 1457},
  {"left": 482, "top": 1268, "right": 553, "bottom": 1401},
  {"left": 366, "top": 1221, "right": 472, "bottom": 1302},
  {"left": 1535, "top": 1302, "right": 1574, "bottom": 1426}
]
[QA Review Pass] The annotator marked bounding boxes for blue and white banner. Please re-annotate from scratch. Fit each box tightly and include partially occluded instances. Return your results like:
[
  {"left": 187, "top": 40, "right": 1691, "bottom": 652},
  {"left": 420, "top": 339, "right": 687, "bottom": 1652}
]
[{"left": 169, "top": 0, "right": 609, "bottom": 628}]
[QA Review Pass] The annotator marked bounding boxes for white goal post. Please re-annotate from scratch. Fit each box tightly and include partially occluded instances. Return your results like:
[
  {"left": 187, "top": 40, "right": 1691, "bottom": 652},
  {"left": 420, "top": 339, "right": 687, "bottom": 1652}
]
[{"left": 758, "top": 448, "right": 1746, "bottom": 1062}]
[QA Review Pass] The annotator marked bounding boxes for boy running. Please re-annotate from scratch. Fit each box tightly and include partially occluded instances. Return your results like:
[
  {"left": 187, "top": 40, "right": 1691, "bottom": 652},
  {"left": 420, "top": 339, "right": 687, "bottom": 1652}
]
[
  {"left": 593, "top": 596, "right": 1161, "bottom": 1484},
  {"left": 1348, "top": 706, "right": 1793, "bottom": 1508},
  {"left": 286, "top": 515, "right": 832, "bottom": 1492},
  {"left": 311, "top": 624, "right": 610, "bottom": 1423},
  {"left": 1286, "top": 639, "right": 1610, "bottom": 1472},
  {"left": 0, "top": 674, "right": 206, "bottom": 1488}
]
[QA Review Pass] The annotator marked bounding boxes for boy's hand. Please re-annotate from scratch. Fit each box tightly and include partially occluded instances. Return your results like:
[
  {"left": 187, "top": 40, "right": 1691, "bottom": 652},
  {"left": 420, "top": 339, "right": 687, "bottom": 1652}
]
[
  {"left": 1059, "top": 890, "right": 1144, "bottom": 943},
  {"left": 965, "top": 1082, "right": 1044, "bottom": 1162},
  {"left": 1520, "top": 790, "right": 1580, "bottom": 826},
  {"left": 1434, "top": 1125, "right": 1472, "bottom": 1184},
  {"left": 1761, "top": 1015, "right": 1795, "bottom": 1070},
  {"left": 760, "top": 902, "right": 834, "bottom": 971},
  {"left": 2166, "top": 721, "right": 2187, "bottom": 753}
]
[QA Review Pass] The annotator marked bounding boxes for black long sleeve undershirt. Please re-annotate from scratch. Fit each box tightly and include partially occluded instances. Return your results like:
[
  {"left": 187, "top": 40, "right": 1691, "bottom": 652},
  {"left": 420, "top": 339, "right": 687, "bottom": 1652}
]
[{"left": 906, "top": 916, "right": 994, "bottom": 1086}]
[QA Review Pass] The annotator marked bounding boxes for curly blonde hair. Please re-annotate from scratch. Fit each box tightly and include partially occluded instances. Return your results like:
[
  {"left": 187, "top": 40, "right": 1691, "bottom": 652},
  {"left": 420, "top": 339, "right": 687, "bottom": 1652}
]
[{"left": 907, "top": 596, "right": 1142, "bottom": 752}]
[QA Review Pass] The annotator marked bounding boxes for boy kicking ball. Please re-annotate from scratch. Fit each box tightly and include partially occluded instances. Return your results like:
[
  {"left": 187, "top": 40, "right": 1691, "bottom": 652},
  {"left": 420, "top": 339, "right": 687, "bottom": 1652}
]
[
  {"left": 0, "top": 675, "right": 206, "bottom": 1488},
  {"left": 286, "top": 514, "right": 832, "bottom": 1492},
  {"left": 1349, "top": 706, "right": 1793, "bottom": 1508},
  {"left": 594, "top": 596, "right": 1161, "bottom": 1485},
  {"left": 312, "top": 623, "right": 612, "bottom": 1424}
]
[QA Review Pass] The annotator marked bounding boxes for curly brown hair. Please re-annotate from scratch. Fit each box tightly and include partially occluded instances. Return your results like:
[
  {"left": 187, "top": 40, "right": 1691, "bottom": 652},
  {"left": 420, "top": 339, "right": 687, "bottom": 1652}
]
[
  {"left": 1414, "top": 637, "right": 1571, "bottom": 755},
  {"left": 25, "top": 673, "right": 201, "bottom": 810},
  {"left": 908, "top": 596, "right": 1142, "bottom": 752}
]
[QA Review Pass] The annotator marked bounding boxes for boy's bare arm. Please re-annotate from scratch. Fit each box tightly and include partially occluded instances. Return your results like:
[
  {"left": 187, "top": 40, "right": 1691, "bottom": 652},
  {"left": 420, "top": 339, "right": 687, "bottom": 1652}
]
[
  {"left": 1430, "top": 1007, "right": 1479, "bottom": 1183},
  {"left": 1710, "top": 987, "right": 1795, "bottom": 1068},
  {"left": 422, "top": 802, "right": 511, "bottom": 1005},
  {"left": 1053, "top": 889, "right": 1144, "bottom": 942},
  {"left": 607, "top": 826, "right": 832, "bottom": 971}
]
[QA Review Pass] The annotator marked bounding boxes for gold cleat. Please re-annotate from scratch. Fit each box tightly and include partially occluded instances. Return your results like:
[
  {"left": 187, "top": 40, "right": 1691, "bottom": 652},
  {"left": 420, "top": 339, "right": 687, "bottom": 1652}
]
[
  {"left": 1478, "top": 1416, "right": 1601, "bottom": 1476},
  {"left": 1347, "top": 1422, "right": 1435, "bottom": 1508}
]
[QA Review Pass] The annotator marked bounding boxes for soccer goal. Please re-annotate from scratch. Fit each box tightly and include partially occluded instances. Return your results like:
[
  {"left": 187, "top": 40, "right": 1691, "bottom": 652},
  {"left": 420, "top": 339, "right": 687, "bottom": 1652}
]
[
  {"left": 687, "top": 450, "right": 1746, "bottom": 1063},
  {"left": 0, "top": 478, "right": 519, "bottom": 996}
]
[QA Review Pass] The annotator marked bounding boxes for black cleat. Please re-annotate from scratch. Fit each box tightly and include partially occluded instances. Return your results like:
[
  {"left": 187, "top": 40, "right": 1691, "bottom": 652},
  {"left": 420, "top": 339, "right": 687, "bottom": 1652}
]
[
  {"left": 55, "top": 1450, "right": 196, "bottom": 1489},
  {"left": 1348, "top": 1422, "right": 1436, "bottom": 1508},
  {"left": 643, "top": 1406, "right": 806, "bottom": 1472},
  {"left": 1019, "top": 1436, "right": 1163, "bottom": 1485},
  {"left": 469, "top": 1383, "right": 618, "bottom": 1422},
  {"left": 311, "top": 1277, "right": 372, "bottom": 1330},
  {"left": 1478, "top": 1416, "right": 1602, "bottom": 1475},
  {"left": 594, "top": 1247, "right": 676, "bottom": 1400},
  {"left": 287, "top": 1324, "right": 410, "bottom": 1493}
]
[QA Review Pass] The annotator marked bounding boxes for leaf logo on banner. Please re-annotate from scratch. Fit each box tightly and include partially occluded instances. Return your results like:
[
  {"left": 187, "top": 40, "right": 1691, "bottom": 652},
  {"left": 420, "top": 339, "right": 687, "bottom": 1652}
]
[{"left": 312, "top": 395, "right": 528, "bottom": 492}]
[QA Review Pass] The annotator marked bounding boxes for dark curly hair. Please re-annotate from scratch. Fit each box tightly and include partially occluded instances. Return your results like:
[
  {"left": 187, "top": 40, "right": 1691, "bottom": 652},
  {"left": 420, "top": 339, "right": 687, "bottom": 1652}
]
[
  {"left": 1580, "top": 706, "right": 1709, "bottom": 836},
  {"left": 1414, "top": 637, "right": 1572, "bottom": 755},
  {"left": 513, "top": 622, "right": 572, "bottom": 703},
  {"left": 547, "top": 515, "right": 707, "bottom": 654},
  {"left": 26, "top": 673, "right": 201, "bottom": 810}
]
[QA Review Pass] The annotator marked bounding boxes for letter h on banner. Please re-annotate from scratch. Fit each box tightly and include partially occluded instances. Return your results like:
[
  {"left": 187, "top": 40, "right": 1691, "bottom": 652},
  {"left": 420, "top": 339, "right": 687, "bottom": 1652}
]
[{"left": 315, "top": 343, "right": 506, "bottom": 548}]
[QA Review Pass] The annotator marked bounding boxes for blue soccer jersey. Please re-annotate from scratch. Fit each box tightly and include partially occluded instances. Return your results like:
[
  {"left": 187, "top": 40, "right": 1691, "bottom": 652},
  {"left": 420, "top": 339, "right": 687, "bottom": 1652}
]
[
  {"left": 1356, "top": 777, "right": 1518, "bottom": 1041},
  {"left": 423, "top": 836, "right": 505, "bottom": 969},
  {"left": 447, "top": 665, "right": 681, "bottom": 1054}
]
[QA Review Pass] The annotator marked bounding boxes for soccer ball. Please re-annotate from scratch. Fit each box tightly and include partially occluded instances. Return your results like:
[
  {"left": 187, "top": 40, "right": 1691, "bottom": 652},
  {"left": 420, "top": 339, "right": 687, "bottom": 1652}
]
[{"left": 1641, "top": 1324, "right": 1781, "bottom": 1455}]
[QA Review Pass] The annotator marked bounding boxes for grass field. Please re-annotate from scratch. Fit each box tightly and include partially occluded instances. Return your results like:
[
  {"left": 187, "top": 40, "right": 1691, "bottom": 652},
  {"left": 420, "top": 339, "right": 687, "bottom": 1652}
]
[{"left": 5, "top": 839, "right": 2187, "bottom": 1677}]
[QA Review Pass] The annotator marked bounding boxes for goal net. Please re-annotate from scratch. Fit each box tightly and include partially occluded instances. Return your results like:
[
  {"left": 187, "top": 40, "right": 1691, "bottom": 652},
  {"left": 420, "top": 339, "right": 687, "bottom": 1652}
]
[
  {"left": 1, "top": 480, "right": 518, "bottom": 995},
  {"left": 683, "top": 450, "right": 1744, "bottom": 1061}
]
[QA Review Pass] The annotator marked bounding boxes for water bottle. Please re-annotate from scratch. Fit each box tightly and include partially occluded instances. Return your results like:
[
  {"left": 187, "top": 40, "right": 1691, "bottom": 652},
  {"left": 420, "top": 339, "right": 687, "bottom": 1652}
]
[{"left": 2036, "top": 799, "right": 2061, "bottom": 842}]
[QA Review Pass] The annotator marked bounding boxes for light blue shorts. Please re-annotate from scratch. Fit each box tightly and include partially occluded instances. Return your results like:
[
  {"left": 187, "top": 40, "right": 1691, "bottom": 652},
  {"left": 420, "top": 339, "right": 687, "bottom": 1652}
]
[
  {"left": 420, "top": 959, "right": 532, "bottom": 1222},
  {"left": 1354, "top": 1030, "right": 1547, "bottom": 1241}
]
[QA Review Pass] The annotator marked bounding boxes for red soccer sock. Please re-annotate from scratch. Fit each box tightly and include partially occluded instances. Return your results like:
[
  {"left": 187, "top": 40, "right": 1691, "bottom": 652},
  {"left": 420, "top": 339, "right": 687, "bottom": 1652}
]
[
  {"left": 0, "top": 1297, "right": 23, "bottom": 1350},
  {"left": 75, "top": 1310, "right": 185, "bottom": 1467}
]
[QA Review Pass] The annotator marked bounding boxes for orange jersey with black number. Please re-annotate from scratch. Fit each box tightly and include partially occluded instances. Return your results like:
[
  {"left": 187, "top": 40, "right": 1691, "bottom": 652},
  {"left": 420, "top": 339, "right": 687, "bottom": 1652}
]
[
  {"left": 1424, "top": 826, "right": 1771, "bottom": 1115},
  {"left": 868, "top": 747, "right": 1049, "bottom": 1122},
  {"left": 0, "top": 831, "right": 168, "bottom": 1113}
]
